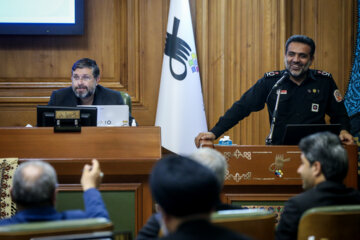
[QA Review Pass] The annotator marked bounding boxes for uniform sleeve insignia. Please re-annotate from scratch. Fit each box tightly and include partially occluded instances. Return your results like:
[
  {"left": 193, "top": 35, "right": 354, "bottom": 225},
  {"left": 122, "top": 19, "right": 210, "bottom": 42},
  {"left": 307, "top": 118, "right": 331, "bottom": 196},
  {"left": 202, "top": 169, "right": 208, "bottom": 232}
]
[
  {"left": 315, "top": 70, "right": 332, "bottom": 78},
  {"left": 264, "top": 71, "right": 281, "bottom": 78},
  {"left": 334, "top": 89, "right": 343, "bottom": 102}
]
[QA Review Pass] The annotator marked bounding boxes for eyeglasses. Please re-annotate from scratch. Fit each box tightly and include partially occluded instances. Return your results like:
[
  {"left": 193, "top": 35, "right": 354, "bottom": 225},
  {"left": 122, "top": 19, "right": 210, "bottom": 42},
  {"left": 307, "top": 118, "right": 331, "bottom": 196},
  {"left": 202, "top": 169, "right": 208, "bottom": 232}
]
[{"left": 72, "top": 74, "right": 93, "bottom": 82}]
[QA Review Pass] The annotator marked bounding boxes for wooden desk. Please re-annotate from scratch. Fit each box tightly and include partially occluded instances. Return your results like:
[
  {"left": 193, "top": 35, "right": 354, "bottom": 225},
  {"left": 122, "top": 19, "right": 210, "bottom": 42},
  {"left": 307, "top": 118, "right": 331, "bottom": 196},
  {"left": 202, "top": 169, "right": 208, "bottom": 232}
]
[
  {"left": 0, "top": 126, "right": 161, "bottom": 235},
  {"left": 1, "top": 128, "right": 357, "bottom": 235}
]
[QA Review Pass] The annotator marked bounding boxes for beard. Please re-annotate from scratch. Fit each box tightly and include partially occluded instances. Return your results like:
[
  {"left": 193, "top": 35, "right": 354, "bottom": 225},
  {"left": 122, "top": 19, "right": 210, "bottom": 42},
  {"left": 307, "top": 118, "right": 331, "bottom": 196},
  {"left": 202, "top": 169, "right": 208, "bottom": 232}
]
[
  {"left": 285, "top": 58, "right": 311, "bottom": 81},
  {"left": 301, "top": 175, "right": 315, "bottom": 190},
  {"left": 72, "top": 84, "right": 96, "bottom": 99}
]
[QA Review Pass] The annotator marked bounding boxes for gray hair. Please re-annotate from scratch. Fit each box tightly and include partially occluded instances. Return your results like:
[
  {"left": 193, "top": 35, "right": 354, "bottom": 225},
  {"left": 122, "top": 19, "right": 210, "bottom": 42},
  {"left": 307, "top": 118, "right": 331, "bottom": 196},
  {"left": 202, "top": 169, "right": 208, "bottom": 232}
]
[
  {"left": 190, "top": 148, "right": 228, "bottom": 187},
  {"left": 12, "top": 161, "right": 58, "bottom": 207},
  {"left": 299, "top": 132, "right": 348, "bottom": 182}
]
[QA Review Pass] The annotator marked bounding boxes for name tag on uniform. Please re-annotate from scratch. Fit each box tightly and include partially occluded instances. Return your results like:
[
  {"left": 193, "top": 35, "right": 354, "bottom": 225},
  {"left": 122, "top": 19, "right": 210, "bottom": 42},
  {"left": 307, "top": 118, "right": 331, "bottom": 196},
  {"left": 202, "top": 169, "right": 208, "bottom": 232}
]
[{"left": 311, "top": 103, "right": 319, "bottom": 112}]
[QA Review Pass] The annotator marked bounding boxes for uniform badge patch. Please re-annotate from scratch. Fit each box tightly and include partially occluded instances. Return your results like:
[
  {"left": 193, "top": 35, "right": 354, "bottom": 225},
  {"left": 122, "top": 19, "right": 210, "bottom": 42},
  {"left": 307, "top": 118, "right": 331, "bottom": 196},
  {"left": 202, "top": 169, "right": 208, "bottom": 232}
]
[
  {"left": 334, "top": 89, "right": 343, "bottom": 102},
  {"left": 265, "top": 71, "right": 280, "bottom": 77},
  {"left": 311, "top": 103, "right": 319, "bottom": 112},
  {"left": 316, "top": 70, "right": 331, "bottom": 77}
]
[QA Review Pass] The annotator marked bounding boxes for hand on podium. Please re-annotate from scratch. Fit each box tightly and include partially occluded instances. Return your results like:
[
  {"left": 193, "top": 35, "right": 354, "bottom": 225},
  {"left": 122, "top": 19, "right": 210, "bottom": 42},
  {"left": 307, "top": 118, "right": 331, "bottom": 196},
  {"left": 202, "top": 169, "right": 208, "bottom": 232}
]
[
  {"left": 195, "top": 132, "right": 216, "bottom": 148},
  {"left": 339, "top": 130, "right": 354, "bottom": 145}
]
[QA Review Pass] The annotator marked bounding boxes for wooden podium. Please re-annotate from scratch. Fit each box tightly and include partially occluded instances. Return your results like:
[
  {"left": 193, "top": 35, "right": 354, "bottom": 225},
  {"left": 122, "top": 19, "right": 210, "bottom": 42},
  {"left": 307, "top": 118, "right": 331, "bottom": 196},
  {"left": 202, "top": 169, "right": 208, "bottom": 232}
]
[
  {"left": 210, "top": 144, "right": 358, "bottom": 206},
  {"left": 0, "top": 126, "right": 161, "bottom": 235}
]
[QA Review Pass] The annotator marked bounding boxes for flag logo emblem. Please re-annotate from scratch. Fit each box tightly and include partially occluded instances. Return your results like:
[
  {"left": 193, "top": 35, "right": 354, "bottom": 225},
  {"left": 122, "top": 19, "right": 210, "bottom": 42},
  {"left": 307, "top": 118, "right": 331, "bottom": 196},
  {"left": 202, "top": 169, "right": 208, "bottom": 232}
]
[
  {"left": 188, "top": 53, "right": 199, "bottom": 73},
  {"left": 165, "top": 17, "right": 197, "bottom": 80}
]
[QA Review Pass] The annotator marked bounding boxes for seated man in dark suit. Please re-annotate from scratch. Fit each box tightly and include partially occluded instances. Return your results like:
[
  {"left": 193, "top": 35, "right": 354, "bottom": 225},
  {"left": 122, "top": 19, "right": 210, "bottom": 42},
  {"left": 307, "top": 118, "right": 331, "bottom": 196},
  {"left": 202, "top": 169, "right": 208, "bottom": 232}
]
[
  {"left": 276, "top": 132, "right": 360, "bottom": 240},
  {"left": 0, "top": 159, "right": 108, "bottom": 225},
  {"left": 136, "top": 148, "right": 242, "bottom": 240},
  {"left": 149, "top": 155, "right": 250, "bottom": 240},
  {"left": 48, "top": 58, "right": 134, "bottom": 124}
]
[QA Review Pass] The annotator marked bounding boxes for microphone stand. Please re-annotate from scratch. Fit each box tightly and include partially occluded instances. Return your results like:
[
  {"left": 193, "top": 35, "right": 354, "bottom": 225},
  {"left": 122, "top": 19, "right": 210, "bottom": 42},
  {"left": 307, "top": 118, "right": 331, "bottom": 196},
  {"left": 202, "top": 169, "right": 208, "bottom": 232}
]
[
  {"left": 265, "top": 71, "right": 289, "bottom": 145},
  {"left": 265, "top": 88, "right": 282, "bottom": 145}
]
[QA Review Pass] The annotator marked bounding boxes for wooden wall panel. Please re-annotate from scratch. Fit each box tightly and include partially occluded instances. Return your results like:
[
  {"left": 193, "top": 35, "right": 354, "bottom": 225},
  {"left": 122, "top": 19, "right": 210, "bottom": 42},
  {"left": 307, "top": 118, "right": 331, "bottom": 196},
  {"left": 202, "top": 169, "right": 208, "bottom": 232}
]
[
  {"left": 196, "top": 0, "right": 288, "bottom": 145},
  {"left": 0, "top": 0, "right": 356, "bottom": 145},
  {"left": 0, "top": 0, "right": 166, "bottom": 127},
  {"left": 196, "top": 0, "right": 355, "bottom": 145},
  {"left": 288, "top": 0, "right": 355, "bottom": 93}
]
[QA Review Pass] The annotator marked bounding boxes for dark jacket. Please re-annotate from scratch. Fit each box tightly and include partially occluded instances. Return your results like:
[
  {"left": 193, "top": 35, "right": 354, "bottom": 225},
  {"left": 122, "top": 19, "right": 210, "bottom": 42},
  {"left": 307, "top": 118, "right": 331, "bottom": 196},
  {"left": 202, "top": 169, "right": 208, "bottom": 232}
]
[
  {"left": 276, "top": 181, "right": 360, "bottom": 240},
  {"left": 48, "top": 85, "right": 134, "bottom": 124},
  {"left": 159, "top": 219, "right": 251, "bottom": 240},
  {"left": 0, "top": 188, "right": 109, "bottom": 225},
  {"left": 48, "top": 85, "right": 125, "bottom": 106},
  {"left": 136, "top": 202, "right": 242, "bottom": 240},
  {"left": 211, "top": 69, "right": 351, "bottom": 144}
]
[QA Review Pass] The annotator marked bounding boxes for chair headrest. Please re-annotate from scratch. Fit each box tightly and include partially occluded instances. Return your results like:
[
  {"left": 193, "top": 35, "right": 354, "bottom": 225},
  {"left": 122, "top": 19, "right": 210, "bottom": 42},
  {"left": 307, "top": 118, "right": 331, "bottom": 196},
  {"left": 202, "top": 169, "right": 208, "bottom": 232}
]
[{"left": 0, "top": 217, "right": 112, "bottom": 233}]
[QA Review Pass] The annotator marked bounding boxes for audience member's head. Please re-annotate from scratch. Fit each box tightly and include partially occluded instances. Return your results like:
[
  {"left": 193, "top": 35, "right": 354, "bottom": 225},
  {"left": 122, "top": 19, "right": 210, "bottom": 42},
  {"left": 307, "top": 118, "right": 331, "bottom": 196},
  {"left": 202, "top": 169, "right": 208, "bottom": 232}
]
[
  {"left": 190, "top": 147, "right": 228, "bottom": 188},
  {"left": 150, "top": 155, "right": 220, "bottom": 232},
  {"left": 11, "top": 161, "right": 58, "bottom": 208},
  {"left": 298, "top": 131, "right": 348, "bottom": 190}
]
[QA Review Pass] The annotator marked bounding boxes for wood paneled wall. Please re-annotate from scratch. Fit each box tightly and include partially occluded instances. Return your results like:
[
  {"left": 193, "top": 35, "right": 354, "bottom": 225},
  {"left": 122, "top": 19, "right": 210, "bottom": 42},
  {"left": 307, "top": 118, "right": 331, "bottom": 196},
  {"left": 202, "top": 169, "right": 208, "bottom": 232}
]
[{"left": 0, "top": 0, "right": 356, "bottom": 145}]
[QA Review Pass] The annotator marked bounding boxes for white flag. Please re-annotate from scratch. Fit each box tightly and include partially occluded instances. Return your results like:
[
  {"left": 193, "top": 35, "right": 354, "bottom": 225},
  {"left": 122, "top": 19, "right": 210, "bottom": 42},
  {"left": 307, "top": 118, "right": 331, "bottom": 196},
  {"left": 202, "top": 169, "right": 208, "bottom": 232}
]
[{"left": 155, "top": 0, "right": 207, "bottom": 155}]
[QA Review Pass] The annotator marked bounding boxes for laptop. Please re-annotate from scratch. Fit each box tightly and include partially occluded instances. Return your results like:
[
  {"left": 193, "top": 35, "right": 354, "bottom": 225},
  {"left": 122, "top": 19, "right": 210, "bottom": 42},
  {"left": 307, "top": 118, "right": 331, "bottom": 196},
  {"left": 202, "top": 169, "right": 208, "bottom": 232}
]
[
  {"left": 281, "top": 124, "right": 341, "bottom": 145},
  {"left": 79, "top": 105, "right": 129, "bottom": 127}
]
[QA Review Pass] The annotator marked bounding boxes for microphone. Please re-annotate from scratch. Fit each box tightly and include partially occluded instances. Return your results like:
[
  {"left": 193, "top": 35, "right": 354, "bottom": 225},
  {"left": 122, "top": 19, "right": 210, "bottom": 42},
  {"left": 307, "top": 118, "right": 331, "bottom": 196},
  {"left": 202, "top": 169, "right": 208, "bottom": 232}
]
[
  {"left": 272, "top": 71, "right": 289, "bottom": 89},
  {"left": 266, "top": 71, "right": 289, "bottom": 103},
  {"left": 265, "top": 71, "right": 289, "bottom": 145}
]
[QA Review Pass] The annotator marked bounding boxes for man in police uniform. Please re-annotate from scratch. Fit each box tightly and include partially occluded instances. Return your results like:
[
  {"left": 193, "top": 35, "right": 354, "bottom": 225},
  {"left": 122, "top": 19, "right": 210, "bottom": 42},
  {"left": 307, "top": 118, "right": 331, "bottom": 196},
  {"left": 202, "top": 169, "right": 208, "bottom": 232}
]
[{"left": 195, "top": 35, "right": 353, "bottom": 146}]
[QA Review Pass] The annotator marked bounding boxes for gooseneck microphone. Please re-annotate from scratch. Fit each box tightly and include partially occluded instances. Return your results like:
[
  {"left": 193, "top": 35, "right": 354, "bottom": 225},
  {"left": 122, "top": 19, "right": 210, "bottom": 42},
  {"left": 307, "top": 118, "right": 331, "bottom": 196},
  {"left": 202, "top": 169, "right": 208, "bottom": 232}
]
[
  {"left": 266, "top": 71, "right": 289, "bottom": 103},
  {"left": 265, "top": 71, "right": 289, "bottom": 145},
  {"left": 272, "top": 71, "right": 289, "bottom": 88}
]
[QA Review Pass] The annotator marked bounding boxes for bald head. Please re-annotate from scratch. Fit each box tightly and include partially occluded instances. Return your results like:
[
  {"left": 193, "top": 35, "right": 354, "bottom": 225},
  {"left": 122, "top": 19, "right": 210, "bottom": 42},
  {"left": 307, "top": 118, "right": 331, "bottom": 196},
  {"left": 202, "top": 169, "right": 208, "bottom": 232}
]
[
  {"left": 11, "top": 161, "right": 58, "bottom": 207},
  {"left": 22, "top": 164, "right": 44, "bottom": 182}
]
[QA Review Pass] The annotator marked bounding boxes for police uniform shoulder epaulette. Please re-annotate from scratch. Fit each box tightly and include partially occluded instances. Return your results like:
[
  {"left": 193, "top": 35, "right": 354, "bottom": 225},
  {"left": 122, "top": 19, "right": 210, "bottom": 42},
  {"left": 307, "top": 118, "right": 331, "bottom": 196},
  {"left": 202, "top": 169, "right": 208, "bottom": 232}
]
[
  {"left": 264, "top": 71, "right": 282, "bottom": 78},
  {"left": 312, "top": 69, "right": 332, "bottom": 78}
]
